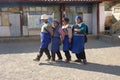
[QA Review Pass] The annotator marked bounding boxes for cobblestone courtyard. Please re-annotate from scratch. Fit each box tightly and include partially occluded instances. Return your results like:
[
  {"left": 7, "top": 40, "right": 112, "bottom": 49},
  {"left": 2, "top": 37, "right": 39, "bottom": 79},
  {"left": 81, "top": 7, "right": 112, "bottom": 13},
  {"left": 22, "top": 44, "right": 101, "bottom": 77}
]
[{"left": 0, "top": 39, "right": 120, "bottom": 80}]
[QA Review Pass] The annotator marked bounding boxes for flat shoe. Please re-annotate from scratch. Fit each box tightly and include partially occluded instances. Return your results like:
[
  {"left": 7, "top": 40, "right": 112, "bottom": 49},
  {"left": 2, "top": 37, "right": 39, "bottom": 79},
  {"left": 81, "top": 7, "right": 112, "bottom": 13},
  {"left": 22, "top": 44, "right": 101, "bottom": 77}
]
[{"left": 74, "top": 59, "right": 82, "bottom": 63}]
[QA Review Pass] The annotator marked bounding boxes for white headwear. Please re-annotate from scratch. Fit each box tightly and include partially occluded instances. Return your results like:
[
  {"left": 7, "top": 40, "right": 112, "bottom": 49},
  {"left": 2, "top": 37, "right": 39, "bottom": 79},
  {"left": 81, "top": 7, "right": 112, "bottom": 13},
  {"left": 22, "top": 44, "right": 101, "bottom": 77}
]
[{"left": 41, "top": 14, "right": 48, "bottom": 19}]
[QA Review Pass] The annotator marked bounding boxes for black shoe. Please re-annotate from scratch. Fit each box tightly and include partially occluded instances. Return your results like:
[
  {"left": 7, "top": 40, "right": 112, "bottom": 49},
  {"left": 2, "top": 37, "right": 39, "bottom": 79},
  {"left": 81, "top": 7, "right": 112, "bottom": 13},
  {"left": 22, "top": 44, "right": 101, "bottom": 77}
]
[
  {"left": 57, "top": 59, "right": 62, "bottom": 61},
  {"left": 74, "top": 59, "right": 82, "bottom": 63},
  {"left": 33, "top": 58, "right": 40, "bottom": 62},
  {"left": 83, "top": 59, "right": 87, "bottom": 65},
  {"left": 65, "top": 59, "right": 71, "bottom": 63}
]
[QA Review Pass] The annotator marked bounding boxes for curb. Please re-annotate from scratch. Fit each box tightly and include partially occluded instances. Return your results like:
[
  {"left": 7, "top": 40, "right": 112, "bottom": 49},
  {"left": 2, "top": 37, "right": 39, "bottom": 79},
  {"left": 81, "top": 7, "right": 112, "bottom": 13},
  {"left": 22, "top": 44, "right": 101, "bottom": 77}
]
[
  {"left": 0, "top": 36, "right": 40, "bottom": 43},
  {"left": 0, "top": 35, "right": 97, "bottom": 43}
]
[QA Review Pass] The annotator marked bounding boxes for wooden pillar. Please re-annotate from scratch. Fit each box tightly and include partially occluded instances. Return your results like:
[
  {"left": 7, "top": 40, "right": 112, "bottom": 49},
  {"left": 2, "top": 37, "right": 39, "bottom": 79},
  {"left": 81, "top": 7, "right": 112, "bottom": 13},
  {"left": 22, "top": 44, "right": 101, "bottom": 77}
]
[
  {"left": 60, "top": 3, "right": 66, "bottom": 25},
  {"left": 19, "top": 4, "right": 23, "bottom": 36},
  {"left": 60, "top": 4, "right": 62, "bottom": 25},
  {"left": 97, "top": 3, "right": 100, "bottom": 34}
]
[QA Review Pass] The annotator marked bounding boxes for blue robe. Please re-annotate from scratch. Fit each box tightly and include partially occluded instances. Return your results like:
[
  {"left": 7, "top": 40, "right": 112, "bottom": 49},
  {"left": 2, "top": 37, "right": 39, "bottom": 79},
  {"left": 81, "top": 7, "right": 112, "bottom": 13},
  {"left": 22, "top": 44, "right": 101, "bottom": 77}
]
[
  {"left": 71, "top": 23, "right": 86, "bottom": 54},
  {"left": 51, "top": 26, "right": 61, "bottom": 53},
  {"left": 63, "top": 35, "right": 70, "bottom": 51},
  {"left": 51, "top": 37, "right": 61, "bottom": 53},
  {"left": 71, "top": 35, "right": 85, "bottom": 54},
  {"left": 40, "top": 32, "right": 51, "bottom": 49}
]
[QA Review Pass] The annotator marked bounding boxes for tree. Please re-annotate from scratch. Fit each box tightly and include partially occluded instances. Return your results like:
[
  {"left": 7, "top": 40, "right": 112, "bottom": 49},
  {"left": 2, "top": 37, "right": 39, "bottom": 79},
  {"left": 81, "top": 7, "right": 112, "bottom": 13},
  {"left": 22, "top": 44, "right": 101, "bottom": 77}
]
[{"left": 104, "top": 0, "right": 120, "bottom": 11}]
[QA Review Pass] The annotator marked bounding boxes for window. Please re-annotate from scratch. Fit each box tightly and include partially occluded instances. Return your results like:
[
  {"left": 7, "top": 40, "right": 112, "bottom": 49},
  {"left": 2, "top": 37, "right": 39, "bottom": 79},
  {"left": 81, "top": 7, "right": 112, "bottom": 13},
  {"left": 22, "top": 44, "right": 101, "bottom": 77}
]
[
  {"left": 66, "top": 6, "right": 76, "bottom": 24},
  {"left": 0, "top": 7, "right": 9, "bottom": 26},
  {"left": 83, "top": 7, "right": 88, "bottom": 13},
  {"left": 88, "top": 6, "right": 92, "bottom": 13},
  {"left": 47, "top": 7, "right": 54, "bottom": 14},
  {"left": 36, "top": 7, "right": 42, "bottom": 11},
  {"left": 8, "top": 7, "right": 19, "bottom": 12},
  {"left": 1, "top": 12, "right": 9, "bottom": 26},
  {"left": 23, "top": 6, "right": 29, "bottom": 12},
  {"left": 53, "top": 6, "right": 60, "bottom": 20},
  {"left": 66, "top": 5, "right": 92, "bottom": 24},
  {"left": 30, "top": 7, "right": 36, "bottom": 11},
  {"left": 1, "top": 7, "right": 8, "bottom": 12},
  {"left": 76, "top": 6, "right": 83, "bottom": 13},
  {"left": 22, "top": 6, "right": 59, "bottom": 27},
  {"left": 42, "top": 7, "right": 47, "bottom": 12},
  {"left": 0, "top": 7, "right": 20, "bottom": 26}
]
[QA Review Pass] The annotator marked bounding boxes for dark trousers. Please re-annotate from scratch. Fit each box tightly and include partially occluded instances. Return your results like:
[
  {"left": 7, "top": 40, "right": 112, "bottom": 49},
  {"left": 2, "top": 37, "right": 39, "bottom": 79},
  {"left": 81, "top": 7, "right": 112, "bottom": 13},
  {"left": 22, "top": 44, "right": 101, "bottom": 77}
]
[
  {"left": 64, "top": 51, "right": 71, "bottom": 60},
  {"left": 37, "top": 48, "right": 51, "bottom": 60},
  {"left": 51, "top": 51, "right": 62, "bottom": 61},
  {"left": 56, "top": 51, "right": 62, "bottom": 59},
  {"left": 75, "top": 50, "right": 86, "bottom": 60}
]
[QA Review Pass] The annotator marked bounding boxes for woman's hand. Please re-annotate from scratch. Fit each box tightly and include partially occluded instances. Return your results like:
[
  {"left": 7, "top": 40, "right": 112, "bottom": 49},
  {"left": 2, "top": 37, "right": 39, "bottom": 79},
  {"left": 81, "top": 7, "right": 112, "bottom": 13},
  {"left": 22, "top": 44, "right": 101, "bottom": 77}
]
[{"left": 74, "top": 29, "right": 80, "bottom": 32}]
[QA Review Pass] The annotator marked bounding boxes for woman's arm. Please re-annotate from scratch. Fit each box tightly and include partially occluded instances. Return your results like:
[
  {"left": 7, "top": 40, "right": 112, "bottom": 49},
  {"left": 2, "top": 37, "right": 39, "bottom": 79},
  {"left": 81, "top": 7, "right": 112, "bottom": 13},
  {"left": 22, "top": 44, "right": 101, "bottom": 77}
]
[
  {"left": 47, "top": 25, "right": 54, "bottom": 36},
  {"left": 58, "top": 28, "right": 65, "bottom": 41}
]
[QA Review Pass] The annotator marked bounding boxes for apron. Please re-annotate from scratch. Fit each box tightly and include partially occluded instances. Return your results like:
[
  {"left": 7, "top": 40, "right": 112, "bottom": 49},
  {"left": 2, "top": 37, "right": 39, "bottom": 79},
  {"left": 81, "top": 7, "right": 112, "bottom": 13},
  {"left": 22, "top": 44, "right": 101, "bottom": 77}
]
[
  {"left": 40, "top": 32, "right": 51, "bottom": 49},
  {"left": 51, "top": 37, "right": 61, "bottom": 53},
  {"left": 63, "top": 35, "right": 70, "bottom": 51},
  {"left": 71, "top": 34, "right": 85, "bottom": 54}
]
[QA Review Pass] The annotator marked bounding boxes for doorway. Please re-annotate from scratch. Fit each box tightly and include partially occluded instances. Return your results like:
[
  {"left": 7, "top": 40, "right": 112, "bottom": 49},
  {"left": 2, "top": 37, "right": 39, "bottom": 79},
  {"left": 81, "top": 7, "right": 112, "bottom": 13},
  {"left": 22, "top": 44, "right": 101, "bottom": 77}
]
[{"left": 9, "top": 13, "right": 21, "bottom": 36}]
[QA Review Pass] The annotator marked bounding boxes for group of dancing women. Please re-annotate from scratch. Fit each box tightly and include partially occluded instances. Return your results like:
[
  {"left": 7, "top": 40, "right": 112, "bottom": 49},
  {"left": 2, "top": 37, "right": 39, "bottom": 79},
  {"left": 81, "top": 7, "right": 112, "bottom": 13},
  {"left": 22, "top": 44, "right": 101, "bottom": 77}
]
[{"left": 33, "top": 14, "right": 87, "bottom": 64}]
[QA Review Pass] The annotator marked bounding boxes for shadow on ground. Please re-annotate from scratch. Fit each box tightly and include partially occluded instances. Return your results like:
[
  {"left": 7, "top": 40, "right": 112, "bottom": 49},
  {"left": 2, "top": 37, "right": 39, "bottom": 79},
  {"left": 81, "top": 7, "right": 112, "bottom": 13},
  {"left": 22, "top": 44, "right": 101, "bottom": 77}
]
[{"left": 39, "top": 61, "right": 120, "bottom": 76}]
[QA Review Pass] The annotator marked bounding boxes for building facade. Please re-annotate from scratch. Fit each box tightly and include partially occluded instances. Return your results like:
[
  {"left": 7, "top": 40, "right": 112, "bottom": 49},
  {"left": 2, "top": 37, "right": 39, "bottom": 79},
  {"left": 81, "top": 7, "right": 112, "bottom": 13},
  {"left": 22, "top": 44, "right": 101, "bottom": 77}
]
[{"left": 0, "top": 0, "right": 115, "bottom": 37}]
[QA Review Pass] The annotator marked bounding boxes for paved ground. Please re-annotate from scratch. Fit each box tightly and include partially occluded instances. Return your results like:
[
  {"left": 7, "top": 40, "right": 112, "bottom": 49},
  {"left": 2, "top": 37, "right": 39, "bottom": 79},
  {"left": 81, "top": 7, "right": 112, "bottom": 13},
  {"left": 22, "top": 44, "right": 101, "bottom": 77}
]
[{"left": 0, "top": 39, "right": 120, "bottom": 80}]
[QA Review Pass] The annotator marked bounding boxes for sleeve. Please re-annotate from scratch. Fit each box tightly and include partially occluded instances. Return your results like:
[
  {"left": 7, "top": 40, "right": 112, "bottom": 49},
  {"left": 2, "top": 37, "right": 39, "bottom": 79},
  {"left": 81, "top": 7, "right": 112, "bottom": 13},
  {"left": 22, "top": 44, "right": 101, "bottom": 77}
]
[
  {"left": 58, "top": 28, "right": 65, "bottom": 40},
  {"left": 67, "top": 26, "right": 72, "bottom": 39},
  {"left": 47, "top": 24, "right": 53, "bottom": 36},
  {"left": 80, "top": 23, "right": 86, "bottom": 34}
]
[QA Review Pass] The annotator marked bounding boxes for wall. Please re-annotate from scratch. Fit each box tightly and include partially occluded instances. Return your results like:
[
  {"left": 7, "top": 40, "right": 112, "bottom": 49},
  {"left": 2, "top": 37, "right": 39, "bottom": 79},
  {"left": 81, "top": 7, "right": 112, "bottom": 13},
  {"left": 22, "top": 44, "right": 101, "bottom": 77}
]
[
  {"left": 83, "top": 13, "right": 92, "bottom": 34},
  {"left": 23, "top": 26, "right": 28, "bottom": 36},
  {"left": 92, "top": 4, "right": 97, "bottom": 35},
  {"left": 0, "top": 26, "right": 10, "bottom": 37},
  {"left": 99, "top": 3, "right": 105, "bottom": 33},
  {"left": 28, "top": 28, "right": 40, "bottom": 36}
]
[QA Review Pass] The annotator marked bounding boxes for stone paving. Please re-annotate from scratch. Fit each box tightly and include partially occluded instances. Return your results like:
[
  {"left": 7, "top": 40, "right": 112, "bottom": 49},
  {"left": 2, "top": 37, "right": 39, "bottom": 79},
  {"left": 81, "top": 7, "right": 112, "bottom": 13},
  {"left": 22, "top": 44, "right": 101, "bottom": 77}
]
[{"left": 0, "top": 39, "right": 120, "bottom": 80}]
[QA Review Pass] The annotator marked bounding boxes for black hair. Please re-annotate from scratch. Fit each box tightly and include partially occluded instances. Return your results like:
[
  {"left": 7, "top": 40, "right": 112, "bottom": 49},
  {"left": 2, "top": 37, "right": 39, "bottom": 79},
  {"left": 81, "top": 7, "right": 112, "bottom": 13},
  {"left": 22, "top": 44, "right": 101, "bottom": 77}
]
[{"left": 63, "top": 17, "right": 69, "bottom": 23}]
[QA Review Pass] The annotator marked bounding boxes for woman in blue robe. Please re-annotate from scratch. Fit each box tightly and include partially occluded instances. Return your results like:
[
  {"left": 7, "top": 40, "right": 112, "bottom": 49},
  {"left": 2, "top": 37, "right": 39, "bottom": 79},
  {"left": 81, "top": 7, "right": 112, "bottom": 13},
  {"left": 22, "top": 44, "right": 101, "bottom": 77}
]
[
  {"left": 71, "top": 15, "right": 87, "bottom": 64},
  {"left": 62, "top": 17, "right": 72, "bottom": 63},
  {"left": 33, "top": 14, "right": 53, "bottom": 62},
  {"left": 51, "top": 20, "right": 65, "bottom": 61}
]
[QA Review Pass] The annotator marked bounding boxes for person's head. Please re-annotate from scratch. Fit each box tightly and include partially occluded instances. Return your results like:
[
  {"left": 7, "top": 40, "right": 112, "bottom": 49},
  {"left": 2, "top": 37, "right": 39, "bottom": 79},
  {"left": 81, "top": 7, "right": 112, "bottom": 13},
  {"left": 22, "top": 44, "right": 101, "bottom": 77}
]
[
  {"left": 62, "top": 17, "right": 69, "bottom": 25},
  {"left": 75, "top": 15, "right": 82, "bottom": 24},
  {"left": 53, "top": 19, "right": 59, "bottom": 27},
  {"left": 41, "top": 14, "right": 48, "bottom": 23}
]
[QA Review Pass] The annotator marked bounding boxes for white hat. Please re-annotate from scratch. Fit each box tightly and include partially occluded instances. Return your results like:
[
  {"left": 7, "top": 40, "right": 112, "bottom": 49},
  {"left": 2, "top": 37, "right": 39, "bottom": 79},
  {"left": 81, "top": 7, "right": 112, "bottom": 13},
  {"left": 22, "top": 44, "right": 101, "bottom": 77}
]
[{"left": 41, "top": 14, "right": 48, "bottom": 19}]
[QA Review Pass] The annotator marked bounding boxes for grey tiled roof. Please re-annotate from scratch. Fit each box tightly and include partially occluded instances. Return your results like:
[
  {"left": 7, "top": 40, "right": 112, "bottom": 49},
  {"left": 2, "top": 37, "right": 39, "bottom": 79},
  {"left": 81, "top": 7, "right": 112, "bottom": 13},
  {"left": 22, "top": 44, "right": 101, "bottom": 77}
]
[{"left": 0, "top": 0, "right": 115, "bottom": 3}]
